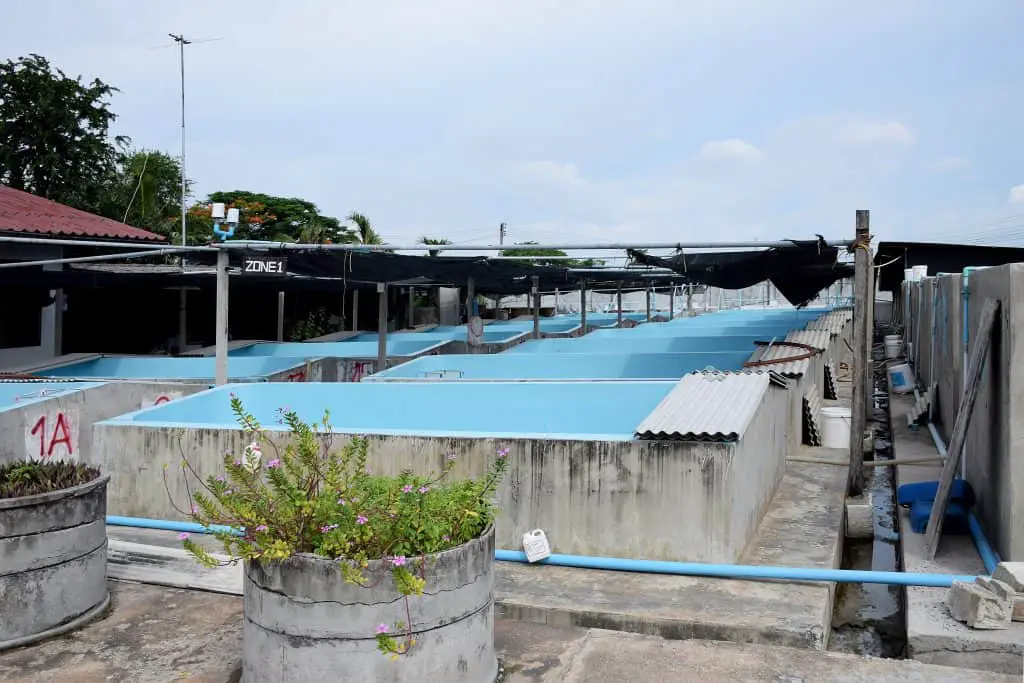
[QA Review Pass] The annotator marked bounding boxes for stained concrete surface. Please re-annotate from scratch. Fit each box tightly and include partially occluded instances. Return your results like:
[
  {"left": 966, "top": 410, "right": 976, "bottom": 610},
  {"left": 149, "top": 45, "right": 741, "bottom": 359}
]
[
  {"left": 2, "top": 582, "right": 1016, "bottom": 683},
  {"left": 102, "top": 446, "right": 849, "bottom": 653},
  {"left": 889, "top": 389, "right": 1024, "bottom": 675}
]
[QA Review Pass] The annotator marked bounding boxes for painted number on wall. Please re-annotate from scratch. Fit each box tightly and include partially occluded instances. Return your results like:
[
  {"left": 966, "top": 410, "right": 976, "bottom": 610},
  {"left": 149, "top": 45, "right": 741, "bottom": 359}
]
[{"left": 27, "top": 412, "right": 77, "bottom": 461}]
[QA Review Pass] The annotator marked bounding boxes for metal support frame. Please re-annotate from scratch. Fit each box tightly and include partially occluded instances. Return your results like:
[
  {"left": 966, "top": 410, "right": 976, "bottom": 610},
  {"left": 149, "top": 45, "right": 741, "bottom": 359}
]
[
  {"left": 351, "top": 289, "right": 359, "bottom": 331},
  {"left": 669, "top": 286, "right": 675, "bottom": 320},
  {"left": 217, "top": 239, "right": 854, "bottom": 252},
  {"left": 377, "top": 282, "right": 388, "bottom": 372},
  {"left": 214, "top": 249, "right": 229, "bottom": 387},
  {"left": 616, "top": 283, "right": 623, "bottom": 328},
  {"left": 645, "top": 287, "right": 652, "bottom": 321},
  {"left": 579, "top": 281, "right": 588, "bottom": 331},
  {"left": 531, "top": 276, "right": 541, "bottom": 339}
]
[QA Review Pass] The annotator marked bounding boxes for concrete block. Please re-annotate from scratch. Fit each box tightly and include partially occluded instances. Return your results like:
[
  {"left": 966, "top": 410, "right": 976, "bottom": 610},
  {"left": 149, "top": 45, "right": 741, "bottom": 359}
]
[
  {"left": 975, "top": 576, "right": 1015, "bottom": 602},
  {"left": 992, "top": 562, "right": 1024, "bottom": 592},
  {"left": 1013, "top": 595, "right": 1024, "bottom": 622},
  {"left": 948, "top": 581, "right": 1012, "bottom": 630}
]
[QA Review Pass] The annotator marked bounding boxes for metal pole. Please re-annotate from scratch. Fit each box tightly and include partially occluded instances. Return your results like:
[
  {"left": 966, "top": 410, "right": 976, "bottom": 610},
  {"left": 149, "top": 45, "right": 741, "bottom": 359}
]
[
  {"left": 376, "top": 282, "right": 387, "bottom": 372},
  {"left": 669, "top": 286, "right": 675, "bottom": 320},
  {"left": 645, "top": 287, "right": 652, "bottom": 321},
  {"left": 532, "top": 276, "right": 541, "bottom": 339},
  {"left": 466, "top": 276, "right": 476, "bottom": 353},
  {"left": 276, "top": 291, "right": 285, "bottom": 342},
  {"left": 352, "top": 289, "right": 359, "bottom": 331},
  {"left": 579, "top": 281, "right": 587, "bottom": 331},
  {"left": 214, "top": 249, "right": 229, "bottom": 387},
  {"left": 0, "top": 246, "right": 205, "bottom": 270},
  {"left": 848, "top": 210, "right": 871, "bottom": 496},
  {"left": 616, "top": 283, "right": 623, "bottom": 328},
  {"left": 408, "top": 287, "right": 415, "bottom": 328},
  {"left": 218, "top": 239, "right": 854, "bottom": 252},
  {"left": 169, "top": 32, "right": 191, "bottom": 247},
  {"left": 0, "top": 235, "right": 210, "bottom": 250}
]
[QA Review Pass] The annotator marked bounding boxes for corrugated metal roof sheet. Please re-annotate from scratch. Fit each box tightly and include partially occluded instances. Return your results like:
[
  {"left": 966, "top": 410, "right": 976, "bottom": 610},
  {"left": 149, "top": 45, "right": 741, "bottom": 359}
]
[
  {"left": 0, "top": 186, "right": 165, "bottom": 242},
  {"left": 634, "top": 371, "right": 776, "bottom": 442},
  {"left": 805, "top": 310, "right": 851, "bottom": 335}
]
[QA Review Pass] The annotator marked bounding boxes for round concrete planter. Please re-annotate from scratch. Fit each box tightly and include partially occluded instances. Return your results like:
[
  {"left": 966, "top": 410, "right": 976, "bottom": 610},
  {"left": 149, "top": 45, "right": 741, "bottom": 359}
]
[
  {"left": 243, "top": 525, "right": 497, "bottom": 683},
  {"left": 0, "top": 474, "right": 110, "bottom": 651}
]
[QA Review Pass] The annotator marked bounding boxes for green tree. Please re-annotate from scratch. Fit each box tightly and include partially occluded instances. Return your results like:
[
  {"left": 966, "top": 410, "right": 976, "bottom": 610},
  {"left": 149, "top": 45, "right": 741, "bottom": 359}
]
[
  {"left": 0, "top": 54, "right": 126, "bottom": 212},
  {"left": 499, "top": 241, "right": 603, "bottom": 267},
  {"left": 347, "top": 212, "right": 384, "bottom": 245},
  {"left": 419, "top": 236, "right": 451, "bottom": 257},
  {"left": 100, "top": 149, "right": 187, "bottom": 238},
  {"left": 203, "top": 191, "right": 352, "bottom": 243}
]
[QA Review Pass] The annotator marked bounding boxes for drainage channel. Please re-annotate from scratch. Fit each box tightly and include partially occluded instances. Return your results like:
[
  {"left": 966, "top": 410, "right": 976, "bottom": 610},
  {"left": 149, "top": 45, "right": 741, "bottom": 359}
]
[{"left": 829, "top": 326, "right": 907, "bottom": 658}]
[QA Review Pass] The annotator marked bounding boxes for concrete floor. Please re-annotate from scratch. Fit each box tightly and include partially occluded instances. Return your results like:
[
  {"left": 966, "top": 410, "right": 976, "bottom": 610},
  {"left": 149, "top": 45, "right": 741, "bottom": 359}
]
[
  {"left": 889, "top": 389, "right": 1024, "bottom": 675},
  {"left": 0, "top": 582, "right": 1015, "bottom": 682}
]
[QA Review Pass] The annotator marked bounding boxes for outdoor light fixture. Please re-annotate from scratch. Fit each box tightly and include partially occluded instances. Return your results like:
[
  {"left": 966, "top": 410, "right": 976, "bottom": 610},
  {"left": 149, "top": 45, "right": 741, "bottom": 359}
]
[{"left": 212, "top": 202, "right": 240, "bottom": 240}]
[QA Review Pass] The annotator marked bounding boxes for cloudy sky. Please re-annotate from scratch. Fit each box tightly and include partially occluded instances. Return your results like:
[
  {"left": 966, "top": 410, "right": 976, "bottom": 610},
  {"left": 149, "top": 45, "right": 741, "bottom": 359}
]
[{"left": 4, "top": 1, "right": 1024, "bottom": 251}]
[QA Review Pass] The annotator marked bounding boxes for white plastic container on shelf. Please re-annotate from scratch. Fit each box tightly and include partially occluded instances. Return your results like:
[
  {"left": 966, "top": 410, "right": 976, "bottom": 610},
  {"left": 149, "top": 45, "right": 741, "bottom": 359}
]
[
  {"left": 912, "top": 265, "right": 928, "bottom": 280},
  {"left": 884, "top": 335, "right": 902, "bottom": 360}
]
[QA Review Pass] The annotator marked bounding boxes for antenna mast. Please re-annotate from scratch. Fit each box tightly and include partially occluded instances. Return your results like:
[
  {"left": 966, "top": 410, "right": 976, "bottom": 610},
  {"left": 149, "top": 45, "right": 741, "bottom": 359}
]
[{"left": 169, "top": 33, "right": 191, "bottom": 246}]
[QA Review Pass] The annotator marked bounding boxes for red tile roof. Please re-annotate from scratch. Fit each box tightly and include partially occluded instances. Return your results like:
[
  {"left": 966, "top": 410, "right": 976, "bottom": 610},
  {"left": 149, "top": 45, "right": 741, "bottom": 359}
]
[{"left": 0, "top": 185, "right": 165, "bottom": 242}]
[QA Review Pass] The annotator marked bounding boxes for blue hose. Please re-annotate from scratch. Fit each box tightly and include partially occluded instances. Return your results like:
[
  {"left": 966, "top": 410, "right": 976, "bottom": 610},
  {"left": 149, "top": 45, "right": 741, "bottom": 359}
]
[{"left": 106, "top": 515, "right": 978, "bottom": 588}]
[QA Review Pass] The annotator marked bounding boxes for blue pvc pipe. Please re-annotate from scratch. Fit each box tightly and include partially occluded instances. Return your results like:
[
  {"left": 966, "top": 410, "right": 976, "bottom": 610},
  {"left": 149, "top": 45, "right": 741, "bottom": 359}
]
[
  {"left": 967, "top": 511, "right": 1001, "bottom": 575},
  {"left": 106, "top": 515, "right": 978, "bottom": 588}
]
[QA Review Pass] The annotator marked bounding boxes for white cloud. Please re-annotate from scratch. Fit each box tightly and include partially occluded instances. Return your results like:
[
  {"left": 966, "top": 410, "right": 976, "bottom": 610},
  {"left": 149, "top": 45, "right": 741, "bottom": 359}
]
[
  {"left": 1010, "top": 185, "right": 1024, "bottom": 204},
  {"left": 698, "top": 138, "right": 761, "bottom": 161},
  {"left": 516, "top": 161, "right": 587, "bottom": 188},
  {"left": 842, "top": 122, "right": 915, "bottom": 146}
]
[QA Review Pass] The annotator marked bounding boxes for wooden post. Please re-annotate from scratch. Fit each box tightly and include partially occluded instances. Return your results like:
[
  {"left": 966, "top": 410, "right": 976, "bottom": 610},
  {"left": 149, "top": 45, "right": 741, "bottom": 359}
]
[
  {"left": 376, "top": 282, "right": 387, "bottom": 372},
  {"left": 214, "top": 249, "right": 229, "bottom": 387},
  {"left": 616, "top": 283, "right": 623, "bottom": 328},
  {"left": 531, "top": 276, "right": 540, "bottom": 339},
  {"left": 276, "top": 291, "right": 285, "bottom": 342},
  {"left": 847, "top": 210, "right": 871, "bottom": 496},
  {"left": 923, "top": 298, "right": 999, "bottom": 559}
]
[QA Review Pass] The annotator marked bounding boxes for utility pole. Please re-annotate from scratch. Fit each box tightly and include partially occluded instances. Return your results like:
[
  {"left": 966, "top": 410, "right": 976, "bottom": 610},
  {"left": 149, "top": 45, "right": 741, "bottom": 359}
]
[{"left": 848, "top": 209, "right": 871, "bottom": 496}]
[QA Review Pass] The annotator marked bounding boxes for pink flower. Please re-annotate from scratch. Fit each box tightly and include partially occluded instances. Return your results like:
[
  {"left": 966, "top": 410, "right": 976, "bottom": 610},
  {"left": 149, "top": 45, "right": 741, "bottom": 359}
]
[
  {"left": 376, "top": 624, "right": 389, "bottom": 634},
  {"left": 401, "top": 484, "right": 414, "bottom": 494},
  {"left": 320, "top": 524, "right": 338, "bottom": 533},
  {"left": 233, "top": 459, "right": 242, "bottom": 466},
  {"left": 497, "top": 447, "right": 510, "bottom": 459},
  {"left": 224, "top": 489, "right": 233, "bottom": 495},
  {"left": 337, "top": 498, "right": 346, "bottom": 506},
  {"left": 267, "top": 458, "right": 281, "bottom": 468},
  {"left": 216, "top": 475, "right": 226, "bottom": 482},
  {"left": 418, "top": 486, "right": 430, "bottom": 494},
  {"left": 447, "top": 453, "right": 457, "bottom": 461},
  {"left": 356, "top": 515, "right": 368, "bottom": 525},
  {"left": 390, "top": 555, "right": 407, "bottom": 567},
  {"left": 178, "top": 532, "right": 190, "bottom": 540},
  {"left": 442, "top": 535, "right": 450, "bottom": 542},
  {"left": 255, "top": 524, "right": 268, "bottom": 532},
  {"left": 191, "top": 505, "right": 199, "bottom": 514}
]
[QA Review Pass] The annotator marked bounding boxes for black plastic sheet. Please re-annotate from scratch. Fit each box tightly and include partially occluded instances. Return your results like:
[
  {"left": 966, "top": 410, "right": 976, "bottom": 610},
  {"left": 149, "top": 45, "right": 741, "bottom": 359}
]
[{"left": 874, "top": 241, "right": 1024, "bottom": 293}]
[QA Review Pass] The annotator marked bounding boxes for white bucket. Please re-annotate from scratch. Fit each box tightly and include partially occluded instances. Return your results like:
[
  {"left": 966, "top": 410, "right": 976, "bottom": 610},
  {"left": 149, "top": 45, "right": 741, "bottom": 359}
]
[
  {"left": 884, "top": 336, "right": 902, "bottom": 359},
  {"left": 904, "top": 268, "right": 916, "bottom": 282},
  {"left": 821, "top": 406, "right": 852, "bottom": 449},
  {"left": 913, "top": 265, "right": 928, "bottom": 280},
  {"left": 889, "top": 362, "right": 914, "bottom": 393}
]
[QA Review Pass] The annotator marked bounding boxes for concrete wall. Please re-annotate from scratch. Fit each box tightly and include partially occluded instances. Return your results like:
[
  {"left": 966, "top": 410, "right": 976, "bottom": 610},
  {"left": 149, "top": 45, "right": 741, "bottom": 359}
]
[
  {"left": 0, "top": 382, "right": 206, "bottom": 466},
  {"left": 902, "top": 266, "right": 1024, "bottom": 561},
  {"left": 92, "top": 386, "right": 792, "bottom": 563}
]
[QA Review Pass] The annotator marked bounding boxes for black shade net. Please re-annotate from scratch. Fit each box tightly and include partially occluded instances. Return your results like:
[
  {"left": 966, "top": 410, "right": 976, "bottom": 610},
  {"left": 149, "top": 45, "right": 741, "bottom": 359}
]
[
  {"left": 627, "top": 239, "right": 854, "bottom": 307},
  {"left": 874, "top": 241, "right": 1024, "bottom": 293}
]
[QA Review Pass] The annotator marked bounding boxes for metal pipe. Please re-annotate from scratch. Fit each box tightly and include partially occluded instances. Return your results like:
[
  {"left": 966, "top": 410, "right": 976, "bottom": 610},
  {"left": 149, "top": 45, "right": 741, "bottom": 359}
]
[
  {"left": 0, "top": 235, "right": 197, "bottom": 250},
  {"left": 102, "top": 515, "right": 977, "bottom": 588},
  {"left": 376, "top": 282, "right": 388, "bottom": 371},
  {"left": 0, "top": 247, "right": 206, "bottom": 269},
  {"left": 217, "top": 239, "right": 854, "bottom": 252}
]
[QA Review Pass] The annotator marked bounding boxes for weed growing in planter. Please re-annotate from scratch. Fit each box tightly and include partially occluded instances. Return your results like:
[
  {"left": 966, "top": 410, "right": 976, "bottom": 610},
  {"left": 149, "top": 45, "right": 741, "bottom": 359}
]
[
  {"left": 166, "top": 394, "right": 508, "bottom": 658},
  {"left": 0, "top": 460, "right": 101, "bottom": 499}
]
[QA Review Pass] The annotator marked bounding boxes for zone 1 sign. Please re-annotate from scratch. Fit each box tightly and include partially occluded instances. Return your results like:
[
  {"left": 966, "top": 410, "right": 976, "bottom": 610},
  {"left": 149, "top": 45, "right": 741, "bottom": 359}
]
[{"left": 242, "top": 256, "right": 287, "bottom": 276}]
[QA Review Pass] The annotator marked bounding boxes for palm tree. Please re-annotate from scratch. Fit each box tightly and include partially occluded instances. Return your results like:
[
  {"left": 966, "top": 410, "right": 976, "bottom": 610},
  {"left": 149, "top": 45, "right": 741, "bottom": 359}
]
[
  {"left": 419, "top": 236, "right": 451, "bottom": 257},
  {"left": 347, "top": 212, "right": 384, "bottom": 245}
]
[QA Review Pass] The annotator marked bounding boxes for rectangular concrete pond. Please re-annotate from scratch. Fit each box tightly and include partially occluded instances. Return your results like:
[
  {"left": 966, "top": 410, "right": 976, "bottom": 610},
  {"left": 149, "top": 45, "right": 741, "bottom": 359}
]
[
  {"left": 365, "top": 351, "right": 751, "bottom": 381},
  {"left": 93, "top": 377, "right": 793, "bottom": 562},
  {"left": 0, "top": 380, "right": 206, "bottom": 465},
  {"left": 227, "top": 339, "right": 454, "bottom": 380},
  {"left": 33, "top": 355, "right": 323, "bottom": 383}
]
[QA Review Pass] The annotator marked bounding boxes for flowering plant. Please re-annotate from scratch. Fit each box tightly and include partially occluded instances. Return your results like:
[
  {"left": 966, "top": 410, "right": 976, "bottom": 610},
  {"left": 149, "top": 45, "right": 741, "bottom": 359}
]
[{"left": 165, "top": 395, "right": 508, "bottom": 658}]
